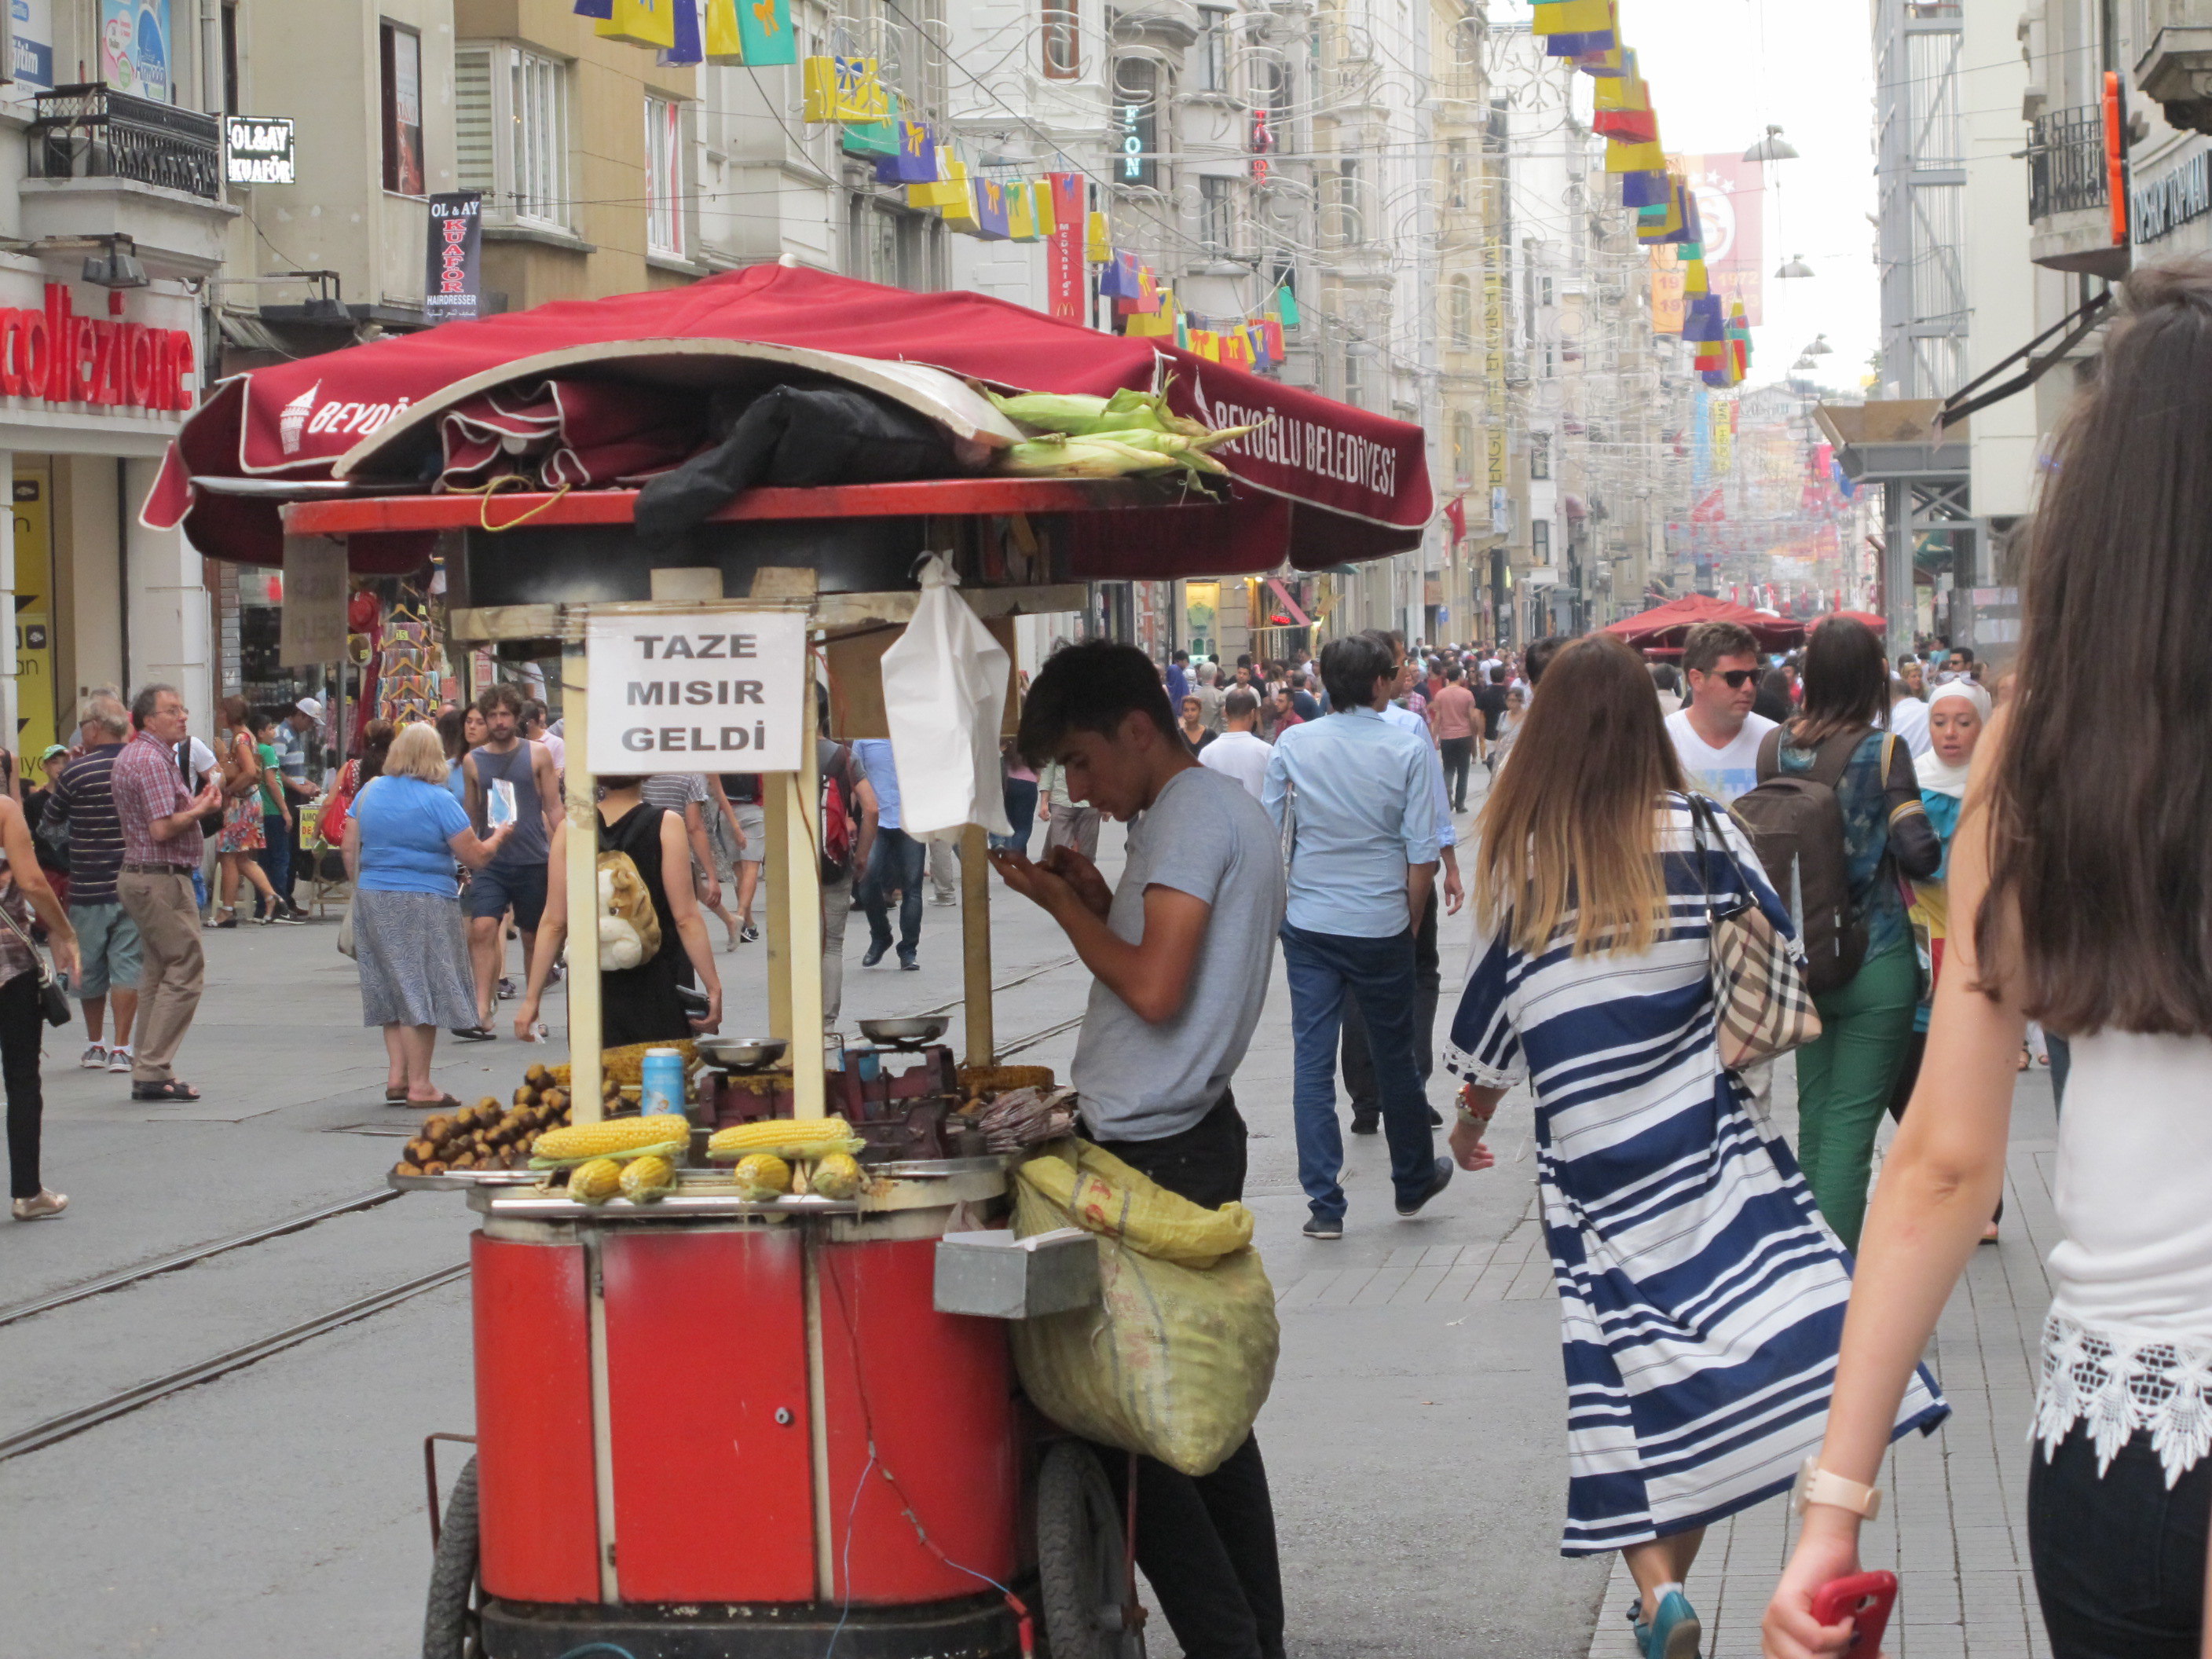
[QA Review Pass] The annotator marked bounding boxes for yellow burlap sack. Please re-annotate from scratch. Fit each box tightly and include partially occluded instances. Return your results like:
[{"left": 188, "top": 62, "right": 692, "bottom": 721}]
[{"left": 1008, "top": 1141, "right": 1279, "bottom": 1477}]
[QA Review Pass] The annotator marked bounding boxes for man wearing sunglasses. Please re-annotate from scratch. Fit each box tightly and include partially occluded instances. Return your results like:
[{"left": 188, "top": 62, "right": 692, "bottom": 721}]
[{"left": 1665, "top": 620, "right": 1778, "bottom": 805}]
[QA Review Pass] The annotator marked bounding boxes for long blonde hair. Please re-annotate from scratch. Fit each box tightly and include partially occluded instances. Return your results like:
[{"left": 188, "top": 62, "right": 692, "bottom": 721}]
[{"left": 1474, "top": 634, "right": 1685, "bottom": 958}]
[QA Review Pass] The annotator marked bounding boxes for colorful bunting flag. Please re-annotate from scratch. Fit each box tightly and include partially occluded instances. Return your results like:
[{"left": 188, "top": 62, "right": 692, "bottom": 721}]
[
  {"left": 1532, "top": 0, "right": 1610, "bottom": 31},
  {"left": 573, "top": 0, "right": 616, "bottom": 17},
  {"left": 939, "top": 159, "right": 980, "bottom": 230},
  {"left": 736, "top": 0, "right": 797, "bottom": 67},
  {"left": 1605, "top": 137, "right": 1665, "bottom": 174},
  {"left": 1086, "top": 211, "right": 1111, "bottom": 263},
  {"left": 704, "top": 0, "right": 745, "bottom": 61},
  {"left": 658, "top": 0, "right": 703, "bottom": 64},
  {"left": 1007, "top": 179, "right": 1038, "bottom": 240},
  {"left": 1276, "top": 284, "right": 1299, "bottom": 328},
  {"left": 597, "top": 0, "right": 676, "bottom": 48}
]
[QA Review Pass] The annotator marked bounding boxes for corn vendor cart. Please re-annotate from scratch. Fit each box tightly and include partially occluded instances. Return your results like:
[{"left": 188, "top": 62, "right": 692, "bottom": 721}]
[{"left": 147, "top": 265, "right": 1433, "bottom": 1659}]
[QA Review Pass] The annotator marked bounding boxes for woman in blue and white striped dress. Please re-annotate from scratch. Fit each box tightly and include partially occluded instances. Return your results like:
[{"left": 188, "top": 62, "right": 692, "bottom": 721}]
[{"left": 1444, "top": 635, "right": 1946, "bottom": 1659}]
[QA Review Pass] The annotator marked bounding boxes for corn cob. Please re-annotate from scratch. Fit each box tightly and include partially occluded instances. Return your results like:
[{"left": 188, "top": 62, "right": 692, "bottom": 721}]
[
  {"left": 619, "top": 1155, "right": 677, "bottom": 1203},
  {"left": 550, "top": 1039, "right": 698, "bottom": 1089},
  {"left": 568, "top": 1159, "right": 623, "bottom": 1205},
  {"left": 530, "top": 1115, "right": 690, "bottom": 1167},
  {"left": 707, "top": 1116, "right": 866, "bottom": 1163},
  {"left": 809, "top": 1152, "right": 864, "bottom": 1200},
  {"left": 960, "top": 1065, "right": 1056, "bottom": 1094},
  {"left": 996, "top": 436, "right": 1181, "bottom": 478},
  {"left": 731, "top": 1153, "right": 793, "bottom": 1201}
]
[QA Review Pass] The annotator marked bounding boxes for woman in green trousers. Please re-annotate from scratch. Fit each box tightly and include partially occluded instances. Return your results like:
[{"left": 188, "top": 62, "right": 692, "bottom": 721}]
[{"left": 1775, "top": 618, "right": 1943, "bottom": 1251}]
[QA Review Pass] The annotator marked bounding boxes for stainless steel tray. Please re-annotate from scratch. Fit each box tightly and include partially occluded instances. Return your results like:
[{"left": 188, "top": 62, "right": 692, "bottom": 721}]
[{"left": 388, "top": 1168, "right": 544, "bottom": 1194}]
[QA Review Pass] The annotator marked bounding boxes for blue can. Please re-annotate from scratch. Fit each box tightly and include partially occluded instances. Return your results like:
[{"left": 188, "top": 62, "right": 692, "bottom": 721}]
[{"left": 639, "top": 1048, "right": 687, "bottom": 1119}]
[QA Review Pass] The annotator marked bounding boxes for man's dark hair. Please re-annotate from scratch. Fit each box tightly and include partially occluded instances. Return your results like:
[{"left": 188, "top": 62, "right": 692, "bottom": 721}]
[
  {"left": 1319, "top": 634, "right": 1393, "bottom": 711},
  {"left": 1286, "top": 669, "right": 1305, "bottom": 688},
  {"left": 130, "top": 683, "right": 178, "bottom": 729},
  {"left": 1224, "top": 687, "right": 1258, "bottom": 720},
  {"left": 1523, "top": 635, "right": 1568, "bottom": 687},
  {"left": 1490, "top": 665, "right": 1507, "bottom": 684},
  {"left": 1172, "top": 649, "right": 1189, "bottom": 664},
  {"left": 1446, "top": 664, "right": 1463, "bottom": 683},
  {"left": 1017, "top": 641, "right": 1178, "bottom": 764},
  {"left": 475, "top": 683, "right": 525, "bottom": 717},
  {"left": 522, "top": 698, "right": 549, "bottom": 729},
  {"left": 1236, "top": 653, "right": 1253, "bottom": 669},
  {"left": 1679, "top": 621, "right": 1760, "bottom": 679}
]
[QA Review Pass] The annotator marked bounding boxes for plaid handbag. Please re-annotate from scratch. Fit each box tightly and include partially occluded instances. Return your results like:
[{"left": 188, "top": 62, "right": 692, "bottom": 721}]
[{"left": 1688, "top": 795, "right": 1822, "bottom": 1071}]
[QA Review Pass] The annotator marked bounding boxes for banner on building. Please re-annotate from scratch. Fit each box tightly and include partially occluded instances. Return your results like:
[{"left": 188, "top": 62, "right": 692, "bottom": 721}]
[
  {"left": 1678, "top": 154, "right": 1763, "bottom": 325},
  {"left": 1648, "top": 246, "right": 1686, "bottom": 335},
  {"left": 425, "top": 192, "right": 484, "bottom": 324}
]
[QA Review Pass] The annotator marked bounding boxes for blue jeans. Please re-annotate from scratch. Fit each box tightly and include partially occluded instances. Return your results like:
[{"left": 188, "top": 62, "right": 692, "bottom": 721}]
[
  {"left": 256, "top": 811, "right": 291, "bottom": 913},
  {"left": 860, "top": 827, "right": 926, "bottom": 960},
  {"left": 990, "top": 779, "right": 1039, "bottom": 856},
  {"left": 1281, "top": 921, "right": 1437, "bottom": 1221}
]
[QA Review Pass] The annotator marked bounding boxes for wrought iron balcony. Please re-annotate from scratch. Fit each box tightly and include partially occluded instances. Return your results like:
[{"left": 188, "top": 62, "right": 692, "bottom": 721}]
[
  {"left": 2026, "top": 104, "right": 2108, "bottom": 222},
  {"left": 27, "top": 84, "right": 223, "bottom": 202}
]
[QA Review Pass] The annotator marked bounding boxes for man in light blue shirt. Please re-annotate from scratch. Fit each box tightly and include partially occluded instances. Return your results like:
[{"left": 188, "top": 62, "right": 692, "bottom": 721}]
[
  {"left": 1263, "top": 632, "right": 1455, "bottom": 1239},
  {"left": 852, "top": 737, "right": 926, "bottom": 970},
  {"left": 1340, "top": 632, "right": 1462, "bottom": 1135}
]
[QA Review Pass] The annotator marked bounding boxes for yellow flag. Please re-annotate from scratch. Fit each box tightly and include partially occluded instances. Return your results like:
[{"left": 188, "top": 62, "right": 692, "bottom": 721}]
[
  {"left": 1008, "top": 181, "right": 1037, "bottom": 240},
  {"left": 1030, "top": 180, "right": 1057, "bottom": 239},
  {"left": 939, "top": 159, "right": 980, "bottom": 230},
  {"left": 1531, "top": 0, "right": 1610, "bottom": 33},
  {"left": 704, "top": 0, "right": 745, "bottom": 62},
  {"left": 1086, "top": 211, "right": 1110, "bottom": 262},
  {"left": 801, "top": 57, "right": 837, "bottom": 123},
  {"left": 1605, "top": 137, "right": 1665, "bottom": 174},
  {"left": 597, "top": 0, "right": 677, "bottom": 49}
]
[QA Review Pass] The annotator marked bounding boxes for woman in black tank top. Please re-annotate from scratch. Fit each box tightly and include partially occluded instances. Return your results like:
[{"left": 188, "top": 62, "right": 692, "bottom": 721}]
[{"left": 512, "top": 777, "right": 723, "bottom": 1048}]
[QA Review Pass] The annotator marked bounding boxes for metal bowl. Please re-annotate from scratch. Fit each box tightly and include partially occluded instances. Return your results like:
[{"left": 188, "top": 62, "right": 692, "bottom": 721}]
[
  {"left": 695, "top": 1036, "right": 789, "bottom": 1072},
  {"left": 856, "top": 1016, "right": 950, "bottom": 1049}
]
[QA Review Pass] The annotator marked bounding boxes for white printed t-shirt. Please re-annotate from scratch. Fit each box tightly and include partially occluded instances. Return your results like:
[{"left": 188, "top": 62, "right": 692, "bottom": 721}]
[{"left": 1666, "top": 708, "right": 1778, "bottom": 806}]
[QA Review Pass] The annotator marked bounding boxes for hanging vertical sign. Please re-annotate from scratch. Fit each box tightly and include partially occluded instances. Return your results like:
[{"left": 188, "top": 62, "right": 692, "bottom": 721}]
[
  {"left": 1046, "top": 173, "right": 1086, "bottom": 321},
  {"left": 424, "top": 192, "right": 483, "bottom": 324}
]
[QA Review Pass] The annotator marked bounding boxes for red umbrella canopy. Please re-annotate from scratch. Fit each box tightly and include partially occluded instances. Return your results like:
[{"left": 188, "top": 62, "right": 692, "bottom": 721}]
[
  {"left": 1603, "top": 593, "right": 1804, "bottom": 650},
  {"left": 146, "top": 264, "right": 1431, "bottom": 571}
]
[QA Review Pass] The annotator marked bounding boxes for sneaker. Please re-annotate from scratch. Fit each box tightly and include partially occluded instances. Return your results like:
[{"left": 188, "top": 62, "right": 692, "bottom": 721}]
[
  {"left": 496, "top": 977, "right": 518, "bottom": 1001},
  {"left": 107, "top": 1046, "right": 134, "bottom": 1075},
  {"left": 11, "top": 1188, "right": 67, "bottom": 1221},
  {"left": 266, "top": 907, "right": 304, "bottom": 926},
  {"left": 930, "top": 894, "right": 958, "bottom": 907},
  {"left": 1395, "top": 1156, "right": 1455, "bottom": 1218},
  {"left": 284, "top": 901, "right": 313, "bottom": 922},
  {"left": 212, "top": 916, "right": 237, "bottom": 929},
  {"left": 79, "top": 1044, "right": 108, "bottom": 1070},
  {"left": 1349, "top": 1111, "right": 1379, "bottom": 1135},
  {"left": 1302, "top": 1214, "right": 1344, "bottom": 1240},
  {"left": 739, "top": 922, "right": 759, "bottom": 944}
]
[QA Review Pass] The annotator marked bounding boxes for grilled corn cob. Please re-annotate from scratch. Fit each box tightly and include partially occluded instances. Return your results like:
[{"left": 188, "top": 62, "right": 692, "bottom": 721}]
[
  {"left": 530, "top": 1115, "right": 690, "bottom": 1168},
  {"left": 619, "top": 1155, "right": 677, "bottom": 1203},
  {"left": 960, "top": 1065, "right": 1056, "bottom": 1094},
  {"left": 567, "top": 1159, "right": 623, "bottom": 1205},
  {"left": 731, "top": 1153, "right": 793, "bottom": 1201},
  {"left": 809, "top": 1152, "right": 864, "bottom": 1200},
  {"left": 706, "top": 1116, "right": 866, "bottom": 1163},
  {"left": 549, "top": 1040, "right": 698, "bottom": 1089}
]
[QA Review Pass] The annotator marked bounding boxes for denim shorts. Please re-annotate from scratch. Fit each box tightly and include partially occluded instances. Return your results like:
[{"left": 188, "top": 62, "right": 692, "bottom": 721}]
[
  {"left": 69, "top": 902, "right": 143, "bottom": 999},
  {"left": 464, "top": 859, "right": 548, "bottom": 929}
]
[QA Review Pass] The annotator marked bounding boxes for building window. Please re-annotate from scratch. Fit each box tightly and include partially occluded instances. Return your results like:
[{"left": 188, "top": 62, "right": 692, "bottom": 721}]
[
  {"left": 1540, "top": 275, "right": 1554, "bottom": 306},
  {"left": 1198, "top": 7, "right": 1231, "bottom": 92},
  {"left": 1258, "top": 56, "right": 1292, "bottom": 120},
  {"left": 1532, "top": 519, "right": 1551, "bottom": 563},
  {"left": 1530, "top": 432, "right": 1551, "bottom": 479},
  {"left": 1328, "top": 159, "right": 1362, "bottom": 242},
  {"left": 645, "top": 96, "right": 683, "bottom": 257},
  {"left": 1042, "top": 0, "right": 1079, "bottom": 80},
  {"left": 1199, "top": 174, "right": 1233, "bottom": 254},
  {"left": 222, "top": 2, "right": 240, "bottom": 115},
  {"left": 456, "top": 45, "right": 572, "bottom": 230},
  {"left": 1451, "top": 410, "right": 1475, "bottom": 484},
  {"left": 1115, "top": 58, "right": 1159, "bottom": 187},
  {"left": 380, "top": 21, "right": 425, "bottom": 196},
  {"left": 1448, "top": 273, "right": 1473, "bottom": 349}
]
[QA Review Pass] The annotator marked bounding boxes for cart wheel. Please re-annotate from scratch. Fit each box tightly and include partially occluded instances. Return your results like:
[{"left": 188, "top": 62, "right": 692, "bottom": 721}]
[
  {"left": 423, "top": 1455, "right": 483, "bottom": 1659},
  {"left": 1035, "top": 1443, "right": 1146, "bottom": 1659}
]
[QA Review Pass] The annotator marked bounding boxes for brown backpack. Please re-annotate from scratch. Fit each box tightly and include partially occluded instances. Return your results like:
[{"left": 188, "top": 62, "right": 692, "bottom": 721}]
[{"left": 1726, "top": 728, "right": 1870, "bottom": 997}]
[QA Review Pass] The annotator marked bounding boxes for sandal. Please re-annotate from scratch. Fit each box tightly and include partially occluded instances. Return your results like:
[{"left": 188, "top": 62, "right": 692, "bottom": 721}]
[
  {"left": 130, "top": 1079, "right": 202, "bottom": 1102},
  {"left": 404, "top": 1093, "right": 464, "bottom": 1111},
  {"left": 386, "top": 1085, "right": 410, "bottom": 1102}
]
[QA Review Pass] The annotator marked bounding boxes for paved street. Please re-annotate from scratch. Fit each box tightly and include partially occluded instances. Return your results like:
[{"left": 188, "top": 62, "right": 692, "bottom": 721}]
[{"left": 2, "top": 811, "right": 2062, "bottom": 1659}]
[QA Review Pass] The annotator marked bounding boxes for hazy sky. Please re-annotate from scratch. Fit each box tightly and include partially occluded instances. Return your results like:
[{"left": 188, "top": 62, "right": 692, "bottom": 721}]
[{"left": 1492, "top": 0, "right": 1881, "bottom": 391}]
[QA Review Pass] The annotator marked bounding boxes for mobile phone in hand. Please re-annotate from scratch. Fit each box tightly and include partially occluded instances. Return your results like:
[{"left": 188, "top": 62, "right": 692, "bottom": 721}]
[
  {"left": 1811, "top": 1570, "right": 1896, "bottom": 1654},
  {"left": 486, "top": 778, "right": 517, "bottom": 829}
]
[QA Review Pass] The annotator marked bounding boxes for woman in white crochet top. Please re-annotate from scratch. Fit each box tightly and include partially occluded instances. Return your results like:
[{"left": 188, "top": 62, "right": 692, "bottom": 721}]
[{"left": 1762, "top": 262, "right": 2212, "bottom": 1658}]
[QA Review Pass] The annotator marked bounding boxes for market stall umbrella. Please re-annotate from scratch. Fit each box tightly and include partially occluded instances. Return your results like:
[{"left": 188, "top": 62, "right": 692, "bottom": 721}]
[
  {"left": 1602, "top": 592, "right": 1806, "bottom": 651},
  {"left": 144, "top": 264, "right": 1432, "bottom": 577}
]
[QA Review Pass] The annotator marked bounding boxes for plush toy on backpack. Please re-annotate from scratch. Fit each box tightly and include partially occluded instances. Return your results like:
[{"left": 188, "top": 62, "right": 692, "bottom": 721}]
[{"left": 595, "top": 851, "right": 662, "bottom": 971}]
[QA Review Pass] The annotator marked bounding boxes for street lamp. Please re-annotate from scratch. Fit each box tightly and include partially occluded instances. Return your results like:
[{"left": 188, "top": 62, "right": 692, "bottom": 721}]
[
  {"left": 1806, "top": 333, "right": 1833, "bottom": 355},
  {"left": 1743, "top": 124, "right": 1799, "bottom": 162},
  {"left": 1777, "top": 254, "right": 1814, "bottom": 278}
]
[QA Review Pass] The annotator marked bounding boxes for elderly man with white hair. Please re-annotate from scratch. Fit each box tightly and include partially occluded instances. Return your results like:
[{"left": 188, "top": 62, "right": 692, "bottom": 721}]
[{"left": 1192, "top": 660, "right": 1227, "bottom": 734}]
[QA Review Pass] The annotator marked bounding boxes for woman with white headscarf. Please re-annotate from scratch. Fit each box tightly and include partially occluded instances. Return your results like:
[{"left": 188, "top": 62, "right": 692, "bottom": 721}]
[{"left": 1884, "top": 677, "right": 2000, "bottom": 1233}]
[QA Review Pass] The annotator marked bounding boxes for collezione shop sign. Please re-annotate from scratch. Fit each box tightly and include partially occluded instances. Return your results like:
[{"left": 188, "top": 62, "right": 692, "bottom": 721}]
[{"left": 0, "top": 284, "right": 196, "bottom": 411}]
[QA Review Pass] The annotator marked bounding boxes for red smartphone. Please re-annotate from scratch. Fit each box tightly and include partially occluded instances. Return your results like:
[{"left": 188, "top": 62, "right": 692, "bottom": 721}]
[{"left": 1811, "top": 1570, "right": 1897, "bottom": 1654}]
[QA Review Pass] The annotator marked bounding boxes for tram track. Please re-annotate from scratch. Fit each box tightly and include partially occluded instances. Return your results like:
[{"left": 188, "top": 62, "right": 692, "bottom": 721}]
[
  {"left": 0, "top": 1188, "right": 401, "bottom": 1330},
  {"left": 3, "top": 999, "right": 1091, "bottom": 1466}
]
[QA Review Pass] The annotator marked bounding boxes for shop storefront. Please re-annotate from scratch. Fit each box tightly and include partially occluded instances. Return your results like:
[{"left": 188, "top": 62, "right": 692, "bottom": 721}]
[{"left": 0, "top": 268, "right": 207, "bottom": 758}]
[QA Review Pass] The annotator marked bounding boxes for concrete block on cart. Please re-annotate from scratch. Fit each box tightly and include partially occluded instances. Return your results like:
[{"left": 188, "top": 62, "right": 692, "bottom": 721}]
[{"left": 933, "top": 1227, "right": 1098, "bottom": 1319}]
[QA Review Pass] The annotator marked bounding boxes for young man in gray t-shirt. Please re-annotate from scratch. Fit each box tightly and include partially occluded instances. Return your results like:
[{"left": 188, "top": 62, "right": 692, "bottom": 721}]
[{"left": 991, "top": 639, "right": 1287, "bottom": 1659}]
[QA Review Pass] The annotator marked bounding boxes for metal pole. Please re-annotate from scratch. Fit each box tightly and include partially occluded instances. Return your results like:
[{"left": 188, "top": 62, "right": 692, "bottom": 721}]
[
  {"left": 1884, "top": 479, "right": 1916, "bottom": 660},
  {"left": 961, "top": 823, "right": 993, "bottom": 1067},
  {"left": 562, "top": 643, "right": 604, "bottom": 1121},
  {"left": 786, "top": 732, "right": 826, "bottom": 1118}
]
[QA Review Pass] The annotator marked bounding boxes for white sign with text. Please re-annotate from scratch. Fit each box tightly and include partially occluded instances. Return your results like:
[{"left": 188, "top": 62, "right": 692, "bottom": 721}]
[{"left": 584, "top": 611, "right": 808, "bottom": 775}]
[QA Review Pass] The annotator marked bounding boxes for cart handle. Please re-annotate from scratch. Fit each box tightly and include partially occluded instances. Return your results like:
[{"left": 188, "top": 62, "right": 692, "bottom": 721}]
[{"left": 423, "top": 1431, "right": 478, "bottom": 1552}]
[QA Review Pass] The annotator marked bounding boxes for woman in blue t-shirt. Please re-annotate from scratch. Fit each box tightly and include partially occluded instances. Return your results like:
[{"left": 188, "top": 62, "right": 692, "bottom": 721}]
[{"left": 342, "top": 723, "right": 512, "bottom": 1108}]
